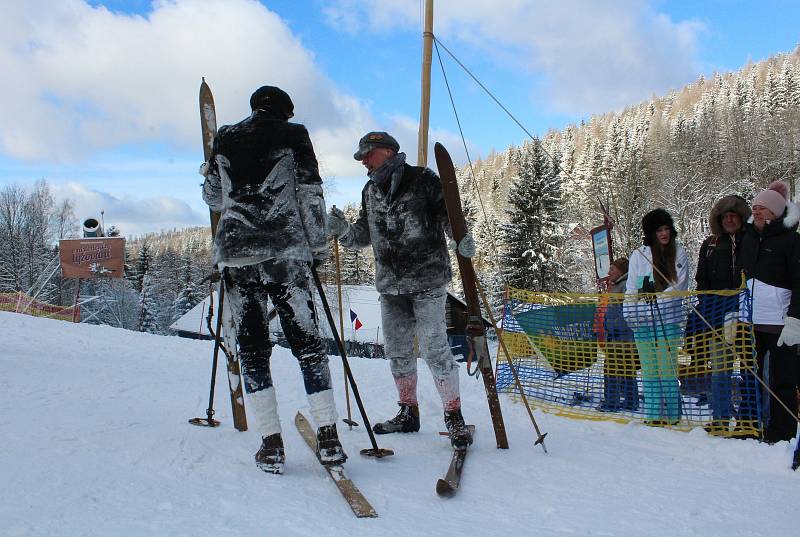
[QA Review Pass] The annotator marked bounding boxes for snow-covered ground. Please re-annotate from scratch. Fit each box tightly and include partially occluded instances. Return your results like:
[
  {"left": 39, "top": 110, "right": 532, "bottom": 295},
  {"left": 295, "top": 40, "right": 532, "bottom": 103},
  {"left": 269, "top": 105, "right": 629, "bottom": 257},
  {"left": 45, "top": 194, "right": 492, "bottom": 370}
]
[{"left": 2, "top": 311, "right": 797, "bottom": 537}]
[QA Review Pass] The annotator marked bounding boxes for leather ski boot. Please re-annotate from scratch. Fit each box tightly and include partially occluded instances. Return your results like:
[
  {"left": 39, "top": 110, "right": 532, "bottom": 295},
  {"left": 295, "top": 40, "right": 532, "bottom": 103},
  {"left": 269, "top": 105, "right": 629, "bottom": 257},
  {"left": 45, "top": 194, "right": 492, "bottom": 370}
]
[
  {"left": 372, "top": 403, "right": 420, "bottom": 434},
  {"left": 255, "top": 433, "right": 285, "bottom": 474},
  {"left": 444, "top": 408, "right": 473, "bottom": 449},
  {"left": 316, "top": 424, "right": 347, "bottom": 466}
]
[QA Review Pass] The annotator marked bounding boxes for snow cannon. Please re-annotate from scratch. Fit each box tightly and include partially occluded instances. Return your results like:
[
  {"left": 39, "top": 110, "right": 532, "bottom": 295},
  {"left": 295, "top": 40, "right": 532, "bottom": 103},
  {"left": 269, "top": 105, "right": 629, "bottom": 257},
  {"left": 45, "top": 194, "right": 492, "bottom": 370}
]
[{"left": 82, "top": 217, "right": 104, "bottom": 238}]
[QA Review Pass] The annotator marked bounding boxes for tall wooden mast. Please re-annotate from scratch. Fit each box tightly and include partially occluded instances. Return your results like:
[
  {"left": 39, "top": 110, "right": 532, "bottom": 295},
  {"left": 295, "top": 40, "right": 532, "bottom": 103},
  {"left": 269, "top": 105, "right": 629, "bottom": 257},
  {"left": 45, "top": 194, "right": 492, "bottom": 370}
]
[{"left": 417, "top": 0, "right": 434, "bottom": 166}]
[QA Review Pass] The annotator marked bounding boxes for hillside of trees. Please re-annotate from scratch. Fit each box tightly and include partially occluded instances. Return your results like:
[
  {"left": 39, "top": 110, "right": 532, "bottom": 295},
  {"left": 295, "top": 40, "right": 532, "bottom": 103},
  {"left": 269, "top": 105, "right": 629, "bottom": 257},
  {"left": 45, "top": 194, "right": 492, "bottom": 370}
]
[
  {"left": 2, "top": 47, "right": 799, "bottom": 332},
  {"left": 458, "top": 46, "right": 800, "bottom": 303}
]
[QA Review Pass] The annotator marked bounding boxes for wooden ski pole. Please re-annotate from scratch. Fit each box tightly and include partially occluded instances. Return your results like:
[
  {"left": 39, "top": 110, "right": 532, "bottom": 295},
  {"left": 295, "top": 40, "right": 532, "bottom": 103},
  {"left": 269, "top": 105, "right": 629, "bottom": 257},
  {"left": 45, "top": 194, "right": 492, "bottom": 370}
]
[{"left": 333, "top": 238, "right": 358, "bottom": 428}]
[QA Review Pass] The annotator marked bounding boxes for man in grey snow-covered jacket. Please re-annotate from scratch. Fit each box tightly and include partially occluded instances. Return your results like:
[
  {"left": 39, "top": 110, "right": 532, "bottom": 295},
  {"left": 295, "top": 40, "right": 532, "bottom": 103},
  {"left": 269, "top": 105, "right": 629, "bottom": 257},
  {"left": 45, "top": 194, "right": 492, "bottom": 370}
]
[
  {"left": 202, "top": 85, "right": 345, "bottom": 472},
  {"left": 327, "top": 131, "right": 475, "bottom": 449}
]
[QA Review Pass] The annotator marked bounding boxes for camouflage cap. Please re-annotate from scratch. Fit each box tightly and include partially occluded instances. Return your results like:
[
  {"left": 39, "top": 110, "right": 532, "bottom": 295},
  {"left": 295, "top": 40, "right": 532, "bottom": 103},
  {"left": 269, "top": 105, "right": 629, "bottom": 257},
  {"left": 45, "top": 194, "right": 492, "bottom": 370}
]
[{"left": 353, "top": 131, "right": 400, "bottom": 160}]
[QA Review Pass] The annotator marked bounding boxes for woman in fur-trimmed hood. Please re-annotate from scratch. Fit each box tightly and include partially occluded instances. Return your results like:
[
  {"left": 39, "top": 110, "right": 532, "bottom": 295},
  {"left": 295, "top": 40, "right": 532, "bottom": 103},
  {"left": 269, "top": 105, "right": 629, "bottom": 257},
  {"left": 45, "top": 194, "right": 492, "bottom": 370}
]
[{"left": 738, "top": 181, "right": 800, "bottom": 443}]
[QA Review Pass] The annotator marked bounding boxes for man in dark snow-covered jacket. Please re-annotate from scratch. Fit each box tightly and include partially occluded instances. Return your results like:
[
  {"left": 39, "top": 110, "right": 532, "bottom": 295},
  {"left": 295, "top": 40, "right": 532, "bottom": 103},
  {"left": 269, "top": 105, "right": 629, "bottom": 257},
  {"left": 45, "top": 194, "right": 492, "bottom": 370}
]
[
  {"left": 693, "top": 195, "right": 750, "bottom": 435},
  {"left": 327, "top": 131, "right": 475, "bottom": 449},
  {"left": 202, "top": 85, "right": 345, "bottom": 472}
]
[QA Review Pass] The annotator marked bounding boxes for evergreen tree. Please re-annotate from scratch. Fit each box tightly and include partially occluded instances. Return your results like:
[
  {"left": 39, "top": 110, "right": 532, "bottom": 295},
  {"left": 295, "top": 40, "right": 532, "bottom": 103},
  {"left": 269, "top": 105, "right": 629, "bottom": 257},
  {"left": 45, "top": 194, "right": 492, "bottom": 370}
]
[
  {"left": 501, "top": 140, "right": 569, "bottom": 292},
  {"left": 132, "top": 241, "right": 153, "bottom": 293},
  {"left": 138, "top": 274, "right": 160, "bottom": 334},
  {"left": 172, "top": 250, "right": 200, "bottom": 325}
]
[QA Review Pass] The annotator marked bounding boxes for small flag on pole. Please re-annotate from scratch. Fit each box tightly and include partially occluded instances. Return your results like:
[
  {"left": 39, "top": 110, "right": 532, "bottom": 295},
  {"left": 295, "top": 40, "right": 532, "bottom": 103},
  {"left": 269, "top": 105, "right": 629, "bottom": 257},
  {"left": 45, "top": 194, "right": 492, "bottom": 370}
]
[{"left": 349, "top": 309, "right": 363, "bottom": 331}]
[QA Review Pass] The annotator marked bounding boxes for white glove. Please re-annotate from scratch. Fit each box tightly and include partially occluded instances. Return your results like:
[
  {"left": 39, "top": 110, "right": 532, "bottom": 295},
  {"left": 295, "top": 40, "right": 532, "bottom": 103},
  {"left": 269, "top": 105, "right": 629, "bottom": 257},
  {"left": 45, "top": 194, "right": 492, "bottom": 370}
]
[
  {"left": 777, "top": 316, "right": 800, "bottom": 346},
  {"left": 198, "top": 162, "right": 209, "bottom": 176},
  {"left": 448, "top": 232, "right": 476, "bottom": 258},
  {"left": 327, "top": 206, "right": 350, "bottom": 238}
]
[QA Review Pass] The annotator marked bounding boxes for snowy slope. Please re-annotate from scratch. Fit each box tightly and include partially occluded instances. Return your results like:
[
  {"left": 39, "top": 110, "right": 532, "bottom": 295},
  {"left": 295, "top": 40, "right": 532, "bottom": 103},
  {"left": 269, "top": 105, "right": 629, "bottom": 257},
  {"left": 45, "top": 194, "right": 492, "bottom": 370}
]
[{"left": 2, "top": 312, "right": 797, "bottom": 537}]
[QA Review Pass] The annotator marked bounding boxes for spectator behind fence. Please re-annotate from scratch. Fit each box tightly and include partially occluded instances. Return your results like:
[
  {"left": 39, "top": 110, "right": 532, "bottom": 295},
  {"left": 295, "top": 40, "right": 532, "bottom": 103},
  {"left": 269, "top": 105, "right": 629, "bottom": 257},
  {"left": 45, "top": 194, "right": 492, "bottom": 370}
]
[
  {"left": 738, "top": 181, "right": 800, "bottom": 443},
  {"left": 596, "top": 257, "right": 640, "bottom": 412},
  {"left": 624, "top": 209, "right": 689, "bottom": 426},
  {"left": 692, "top": 195, "right": 750, "bottom": 435}
]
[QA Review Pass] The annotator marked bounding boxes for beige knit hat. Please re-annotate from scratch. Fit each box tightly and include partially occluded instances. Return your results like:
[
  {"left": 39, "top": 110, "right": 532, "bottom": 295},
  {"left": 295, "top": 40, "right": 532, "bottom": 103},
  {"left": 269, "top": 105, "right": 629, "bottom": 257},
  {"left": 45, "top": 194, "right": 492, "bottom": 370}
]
[{"left": 752, "top": 181, "right": 789, "bottom": 217}]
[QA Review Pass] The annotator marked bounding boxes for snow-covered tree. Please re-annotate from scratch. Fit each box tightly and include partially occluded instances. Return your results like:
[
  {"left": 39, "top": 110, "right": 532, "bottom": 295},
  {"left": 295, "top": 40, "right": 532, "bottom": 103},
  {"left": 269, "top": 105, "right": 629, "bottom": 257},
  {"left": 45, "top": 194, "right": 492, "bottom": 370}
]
[
  {"left": 501, "top": 140, "right": 570, "bottom": 292},
  {"left": 138, "top": 274, "right": 160, "bottom": 334}
]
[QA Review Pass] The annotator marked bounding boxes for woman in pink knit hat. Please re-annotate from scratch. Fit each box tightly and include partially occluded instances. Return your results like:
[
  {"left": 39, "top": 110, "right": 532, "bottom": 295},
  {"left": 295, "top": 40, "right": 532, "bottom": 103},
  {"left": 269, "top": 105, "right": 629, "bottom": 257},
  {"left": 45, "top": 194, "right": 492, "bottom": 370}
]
[{"left": 738, "top": 181, "right": 800, "bottom": 443}]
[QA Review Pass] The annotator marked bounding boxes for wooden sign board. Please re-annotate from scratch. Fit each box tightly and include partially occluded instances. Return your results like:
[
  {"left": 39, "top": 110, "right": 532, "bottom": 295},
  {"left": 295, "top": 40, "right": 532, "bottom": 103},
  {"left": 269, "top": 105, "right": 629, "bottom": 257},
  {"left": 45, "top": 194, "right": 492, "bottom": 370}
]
[{"left": 59, "top": 237, "right": 126, "bottom": 279}]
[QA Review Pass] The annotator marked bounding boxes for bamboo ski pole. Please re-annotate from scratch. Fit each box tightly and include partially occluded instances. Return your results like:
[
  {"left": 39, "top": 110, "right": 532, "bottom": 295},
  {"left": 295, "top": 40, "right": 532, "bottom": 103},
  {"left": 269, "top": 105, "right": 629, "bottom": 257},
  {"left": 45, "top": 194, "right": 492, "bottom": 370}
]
[
  {"left": 334, "top": 238, "right": 358, "bottom": 428},
  {"left": 476, "top": 279, "right": 548, "bottom": 452}
]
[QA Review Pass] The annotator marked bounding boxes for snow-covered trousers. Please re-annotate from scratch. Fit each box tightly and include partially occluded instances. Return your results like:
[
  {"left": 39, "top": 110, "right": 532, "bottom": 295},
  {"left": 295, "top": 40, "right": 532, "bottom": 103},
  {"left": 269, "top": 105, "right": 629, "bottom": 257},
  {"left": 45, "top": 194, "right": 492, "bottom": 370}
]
[
  {"left": 223, "top": 261, "right": 337, "bottom": 436},
  {"left": 380, "top": 286, "right": 461, "bottom": 412}
]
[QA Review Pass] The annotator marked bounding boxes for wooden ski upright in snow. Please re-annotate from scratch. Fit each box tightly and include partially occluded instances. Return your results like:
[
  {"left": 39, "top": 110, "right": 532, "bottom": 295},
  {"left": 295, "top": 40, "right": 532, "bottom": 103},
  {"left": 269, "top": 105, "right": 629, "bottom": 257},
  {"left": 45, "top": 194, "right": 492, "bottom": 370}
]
[
  {"left": 294, "top": 412, "right": 378, "bottom": 518},
  {"left": 435, "top": 142, "right": 508, "bottom": 450},
  {"left": 199, "top": 78, "right": 247, "bottom": 432}
]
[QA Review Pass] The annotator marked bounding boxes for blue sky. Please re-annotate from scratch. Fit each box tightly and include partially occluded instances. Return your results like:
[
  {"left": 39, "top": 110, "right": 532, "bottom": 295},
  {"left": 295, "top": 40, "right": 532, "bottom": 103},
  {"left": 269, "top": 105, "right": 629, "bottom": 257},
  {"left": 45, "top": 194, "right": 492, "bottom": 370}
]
[{"left": 1, "top": 0, "right": 799, "bottom": 237}]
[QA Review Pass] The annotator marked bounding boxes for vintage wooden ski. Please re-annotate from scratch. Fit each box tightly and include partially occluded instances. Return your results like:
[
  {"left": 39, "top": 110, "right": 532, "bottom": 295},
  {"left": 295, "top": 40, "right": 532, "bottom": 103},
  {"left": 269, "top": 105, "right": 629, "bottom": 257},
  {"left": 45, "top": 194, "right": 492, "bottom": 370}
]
[
  {"left": 294, "top": 412, "right": 378, "bottom": 518},
  {"left": 435, "top": 142, "right": 508, "bottom": 449},
  {"left": 436, "top": 425, "right": 476, "bottom": 497},
  {"left": 199, "top": 78, "right": 247, "bottom": 431}
]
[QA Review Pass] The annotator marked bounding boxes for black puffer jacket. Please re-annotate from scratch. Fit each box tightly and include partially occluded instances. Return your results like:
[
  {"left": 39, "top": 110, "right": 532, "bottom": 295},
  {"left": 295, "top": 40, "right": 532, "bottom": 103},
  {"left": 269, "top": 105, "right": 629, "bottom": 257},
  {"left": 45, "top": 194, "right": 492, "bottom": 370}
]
[
  {"left": 340, "top": 163, "right": 451, "bottom": 294},
  {"left": 202, "top": 111, "right": 327, "bottom": 268},
  {"left": 741, "top": 201, "right": 800, "bottom": 322},
  {"left": 695, "top": 195, "right": 750, "bottom": 291}
]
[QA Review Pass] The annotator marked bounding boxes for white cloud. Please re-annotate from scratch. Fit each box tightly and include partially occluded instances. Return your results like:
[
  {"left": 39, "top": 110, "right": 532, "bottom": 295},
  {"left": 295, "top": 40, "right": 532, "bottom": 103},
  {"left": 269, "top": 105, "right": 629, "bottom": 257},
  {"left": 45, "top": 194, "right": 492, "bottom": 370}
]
[
  {"left": 0, "top": 0, "right": 375, "bottom": 178},
  {"left": 320, "top": 0, "right": 705, "bottom": 114},
  {"left": 52, "top": 182, "right": 207, "bottom": 237}
]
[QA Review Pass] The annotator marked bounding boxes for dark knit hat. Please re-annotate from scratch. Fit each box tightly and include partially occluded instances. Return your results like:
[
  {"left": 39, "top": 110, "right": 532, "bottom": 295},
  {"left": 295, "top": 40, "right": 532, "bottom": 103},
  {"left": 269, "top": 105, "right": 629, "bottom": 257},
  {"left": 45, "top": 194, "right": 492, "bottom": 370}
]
[
  {"left": 641, "top": 208, "right": 677, "bottom": 246},
  {"left": 353, "top": 131, "right": 400, "bottom": 160},
  {"left": 249, "top": 86, "right": 294, "bottom": 119}
]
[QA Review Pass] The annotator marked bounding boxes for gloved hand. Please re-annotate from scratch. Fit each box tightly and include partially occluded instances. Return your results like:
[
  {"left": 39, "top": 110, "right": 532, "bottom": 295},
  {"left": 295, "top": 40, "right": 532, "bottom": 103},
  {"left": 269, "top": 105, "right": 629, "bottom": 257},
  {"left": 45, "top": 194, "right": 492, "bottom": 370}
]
[
  {"left": 447, "top": 232, "right": 476, "bottom": 258},
  {"left": 327, "top": 206, "right": 350, "bottom": 238},
  {"left": 777, "top": 316, "right": 800, "bottom": 346},
  {"left": 198, "top": 162, "right": 209, "bottom": 176}
]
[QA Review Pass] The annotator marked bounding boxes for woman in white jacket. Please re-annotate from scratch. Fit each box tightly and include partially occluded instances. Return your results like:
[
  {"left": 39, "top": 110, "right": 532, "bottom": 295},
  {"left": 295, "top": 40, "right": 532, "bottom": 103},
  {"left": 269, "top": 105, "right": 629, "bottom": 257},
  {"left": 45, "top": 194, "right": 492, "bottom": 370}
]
[{"left": 624, "top": 209, "right": 689, "bottom": 425}]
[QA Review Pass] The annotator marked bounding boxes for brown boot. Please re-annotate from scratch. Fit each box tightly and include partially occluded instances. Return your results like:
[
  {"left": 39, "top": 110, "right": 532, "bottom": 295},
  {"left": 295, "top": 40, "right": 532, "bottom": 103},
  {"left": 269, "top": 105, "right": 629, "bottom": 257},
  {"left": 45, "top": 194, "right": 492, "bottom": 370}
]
[
  {"left": 373, "top": 403, "right": 420, "bottom": 434},
  {"left": 255, "top": 433, "right": 285, "bottom": 474},
  {"left": 444, "top": 408, "right": 473, "bottom": 449}
]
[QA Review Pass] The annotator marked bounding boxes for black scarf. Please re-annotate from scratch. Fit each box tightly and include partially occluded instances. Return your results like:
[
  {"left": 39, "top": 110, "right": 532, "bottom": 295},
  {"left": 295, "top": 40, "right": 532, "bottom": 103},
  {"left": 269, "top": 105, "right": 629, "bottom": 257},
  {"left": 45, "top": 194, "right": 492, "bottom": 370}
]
[{"left": 369, "top": 152, "right": 406, "bottom": 202}]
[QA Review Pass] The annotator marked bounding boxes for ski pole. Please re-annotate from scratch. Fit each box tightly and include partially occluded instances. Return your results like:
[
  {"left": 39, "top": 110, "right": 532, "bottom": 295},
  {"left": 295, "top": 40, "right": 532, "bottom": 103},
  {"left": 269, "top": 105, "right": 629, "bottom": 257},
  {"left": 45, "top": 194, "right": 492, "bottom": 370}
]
[
  {"left": 642, "top": 277, "right": 683, "bottom": 425},
  {"left": 333, "top": 237, "right": 358, "bottom": 428},
  {"left": 476, "top": 279, "right": 548, "bottom": 452},
  {"left": 311, "top": 267, "right": 393, "bottom": 458},
  {"left": 189, "top": 278, "right": 223, "bottom": 427}
]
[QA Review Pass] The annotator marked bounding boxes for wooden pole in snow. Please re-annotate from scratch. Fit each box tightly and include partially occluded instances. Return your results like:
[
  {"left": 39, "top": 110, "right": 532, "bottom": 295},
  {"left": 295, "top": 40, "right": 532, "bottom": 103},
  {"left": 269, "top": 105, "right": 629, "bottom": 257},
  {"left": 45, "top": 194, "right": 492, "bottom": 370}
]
[{"left": 417, "top": 0, "right": 434, "bottom": 166}]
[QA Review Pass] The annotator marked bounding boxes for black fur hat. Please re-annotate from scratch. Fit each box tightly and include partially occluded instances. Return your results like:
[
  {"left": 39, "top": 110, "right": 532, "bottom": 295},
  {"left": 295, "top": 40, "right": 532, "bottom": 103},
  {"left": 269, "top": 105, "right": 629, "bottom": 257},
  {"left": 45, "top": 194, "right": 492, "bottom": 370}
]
[
  {"left": 249, "top": 86, "right": 294, "bottom": 119},
  {"left": 642, "top": 208, "right": 677, "bottom": 246}
]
